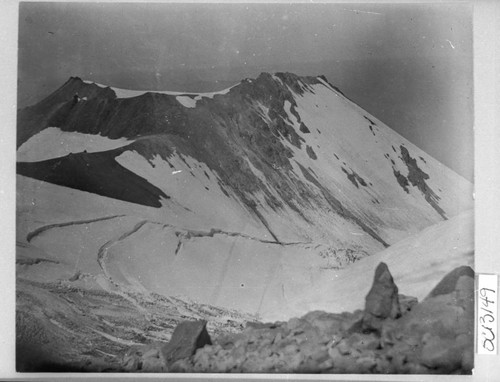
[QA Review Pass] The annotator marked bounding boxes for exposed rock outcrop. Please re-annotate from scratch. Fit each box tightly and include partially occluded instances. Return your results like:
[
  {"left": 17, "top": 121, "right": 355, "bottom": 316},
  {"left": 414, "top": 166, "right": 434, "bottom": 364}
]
[
  {"left": 120, "top": 263, "right": 474, "bottom": 374},
  {"left": 161, "top": 320, "right": 212, "bottom": 368},
  {"left": 362, "top": 262, "right": 401, "bottom": 332}
]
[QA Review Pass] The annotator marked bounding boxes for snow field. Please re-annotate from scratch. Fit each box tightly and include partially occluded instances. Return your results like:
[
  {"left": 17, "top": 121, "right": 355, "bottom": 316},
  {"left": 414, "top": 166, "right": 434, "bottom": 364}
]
[
  {"left": 260, "top": 209, "right": 474, "bottom": 321},
  {"left": 104, "top": 223, "right": 338, "bottom": 316},
  {"left": 114, "top": 150, "right": 269, "bottom": 239},
  {"left": 17, "top": 127, "right": 133, "bottom": 162},
  {"left": 274, "top": 81, "right": 472, "bottom": 243}
]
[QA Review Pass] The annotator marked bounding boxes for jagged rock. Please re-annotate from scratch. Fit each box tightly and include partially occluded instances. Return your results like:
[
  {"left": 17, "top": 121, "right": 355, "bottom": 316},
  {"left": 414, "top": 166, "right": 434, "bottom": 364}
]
[
  {"left": 362, "top": 262, "right": 401, "bottom": 332},
  {"left": 398, "top": 294, "right": 418, "bottom": 314},
  {"left": 302, "top": 310, "right": 345, "bottom": 338},
  {"left": 121, "top": 343, "right": 166, "bottom": 373},
  {"left": 246, "top": 321, "right": 281, "bottom": 330},
  {"left": 161, "top": 320, "right": 212, "bottom": 369},
  {"left": 381, "top": 265, "right": 475, "bottom": 374},
  {"left": 356, "top": 354, "right": 377, "bottom": 373},
  {"left": 420, "top": 335, "right": 463, "bottom": 371},
  {"left": 425, "top": 265, "right": 474, "bottom": 299},
  {"left": 286, "top": 317, "right": 303, "bottom": 331},
  {"left": 400, "top": 266, "right": 474, "bottom": 337},
  {"left": 374, "top": 357, "right": 394, "bottom": 374},
  {"left": 140, "top": 347, "right": 166, "bottom": 372}
]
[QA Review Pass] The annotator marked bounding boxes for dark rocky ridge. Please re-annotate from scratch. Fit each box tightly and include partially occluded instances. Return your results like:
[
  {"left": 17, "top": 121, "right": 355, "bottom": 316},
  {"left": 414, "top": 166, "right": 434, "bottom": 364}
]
[
  {"left": 120, "top": 263, "right": 474, "bottom": 374},
  {"left": 17, "top": 77, "right": 117, "bottom": 147},
  {"left": 392, "top": 145, "right": 446, "bottom": 219},
  {"left": 17, "top": 148, "right": 169, "bottom": 207}
]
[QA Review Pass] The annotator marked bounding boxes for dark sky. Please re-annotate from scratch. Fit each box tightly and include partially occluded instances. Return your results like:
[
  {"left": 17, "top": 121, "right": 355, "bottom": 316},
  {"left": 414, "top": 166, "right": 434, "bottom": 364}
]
[{"left": 18, "top": 2, "right": 473, "bottom": 181}]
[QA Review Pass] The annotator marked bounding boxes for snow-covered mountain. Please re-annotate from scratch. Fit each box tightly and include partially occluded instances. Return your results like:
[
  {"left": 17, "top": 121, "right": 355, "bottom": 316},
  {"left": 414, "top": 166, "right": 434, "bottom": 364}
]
[{"left": 16, "top": 72, "right": 473, "bottom": 320}]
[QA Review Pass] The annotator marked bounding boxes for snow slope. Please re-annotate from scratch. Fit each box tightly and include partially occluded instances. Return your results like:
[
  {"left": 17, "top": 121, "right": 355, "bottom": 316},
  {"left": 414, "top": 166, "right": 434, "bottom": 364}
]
[
  {"left": 113, "top": 150, "right": 268, "bottom": 238},
  {"left": 16, "top": 173, "right": 473, "bottom": 320},
  {"left": 16, "top": 175, "right": 342, "bottom": 315},
  {"left": 265, "top": 78, "right": 472, "bottom": 243},
  {"left": 259, "top": 209, "right": 474, "bottom": 321},
  {"left": 17, "top": 127, "right": 132, "bottom": 162},
  {"left": 16, "top": 72, "right": 474, "bottom": 323}
]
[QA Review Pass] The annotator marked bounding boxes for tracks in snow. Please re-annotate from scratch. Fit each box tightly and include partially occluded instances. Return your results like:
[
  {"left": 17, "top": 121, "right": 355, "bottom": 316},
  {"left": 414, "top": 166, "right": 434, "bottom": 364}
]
[
  {"left": 172, "top": 226, "right": 312, "bottom": 255},
  {"left": 26, "top": 214, "right": 308, "bottom": 248},
  {"left": 26, "top": 214, "right": 127, "bottom": 242},
  {"left": 26, "top": 214, "right": 314, "bottom": 272},
  {"left": 96, "top": 220, "right": 151, "bottom": 316},
  {"left": 97, "top": 220, "right": 149, "bottom": 276},
  {"left": 25, "top": 213, "right": 316, "bottom": 318}
]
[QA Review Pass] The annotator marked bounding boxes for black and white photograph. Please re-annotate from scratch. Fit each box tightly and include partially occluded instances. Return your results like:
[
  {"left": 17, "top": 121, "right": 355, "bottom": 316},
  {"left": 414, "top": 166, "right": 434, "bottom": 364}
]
[{"left": 11, "top": 0, "right": 483, "bottom": 376}]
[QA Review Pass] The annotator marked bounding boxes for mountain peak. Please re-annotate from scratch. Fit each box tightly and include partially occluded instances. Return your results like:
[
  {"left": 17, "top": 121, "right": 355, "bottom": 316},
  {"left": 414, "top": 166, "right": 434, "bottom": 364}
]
[{"left": 55, "top": 72, "right": 340, "bottom": 107}]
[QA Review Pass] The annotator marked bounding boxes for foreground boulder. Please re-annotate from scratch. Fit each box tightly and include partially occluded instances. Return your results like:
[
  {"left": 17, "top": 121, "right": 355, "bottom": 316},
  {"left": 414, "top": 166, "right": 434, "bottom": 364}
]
[
  {"left": 426, "top": 265, "right": 475, "bottom": 298},
  {"left": 381, "top": 265, "right": 475, "bottom": 373},
  {"left": 362, "top": 262, "right": 401, "bottom": 332},
  {"left": 120, "top": 263, "right": 474, "bottom": 374},
  {"left": 161, "top": 320, "right": 212, "bottom": 369}
]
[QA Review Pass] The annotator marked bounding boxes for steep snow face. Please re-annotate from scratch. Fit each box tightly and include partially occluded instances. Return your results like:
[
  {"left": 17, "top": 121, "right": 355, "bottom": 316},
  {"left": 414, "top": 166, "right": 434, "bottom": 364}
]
[
  {"left": 259, "top": 209, "right": 474, "bottom": 321},
  {"left": 17, "top": 127, "right": 132, "bottom": 162},
  {"left": 267, "top": 77, "right": 472, "bottom": 246},
  {"left": 288, "top": 80, "right": 471, "bottom": 220},
  {"left": 114, "top": 150, "right": 269, "bottom": 239},
  {"left": 261, "top": 74, "right": 470, "bottom": 243}
]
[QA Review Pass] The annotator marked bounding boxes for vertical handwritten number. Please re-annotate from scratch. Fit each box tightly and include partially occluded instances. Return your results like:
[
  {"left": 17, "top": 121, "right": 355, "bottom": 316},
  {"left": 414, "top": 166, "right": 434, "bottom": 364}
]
[
  {"left": 480, "top": 313, "right": 495, "bottom": 324},
  {"left": 480, "top": 288, "right": 495, "bottom": 308},
  {"left": 480, "top": 288, "right": 496, "bottom": 296},
  {"left": 479, "top": 286, "right": 497, "bottom": 353}
]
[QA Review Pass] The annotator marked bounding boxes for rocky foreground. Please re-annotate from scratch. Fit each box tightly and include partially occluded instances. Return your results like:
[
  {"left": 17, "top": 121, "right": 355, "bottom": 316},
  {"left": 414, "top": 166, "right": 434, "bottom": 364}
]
[{"left": 122, "top": 263, "right": 474, "bottom": 374}]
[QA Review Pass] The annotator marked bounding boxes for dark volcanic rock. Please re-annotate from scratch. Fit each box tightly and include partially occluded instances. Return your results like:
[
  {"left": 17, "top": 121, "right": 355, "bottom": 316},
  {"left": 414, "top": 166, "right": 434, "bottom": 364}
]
[
  {"left": 17, "top": 148, "right": 169, "bottom": 208},
  {"left": 306, "top": 145, "right": 318, "bottom": 160},
  {"left": 399, "top": 145, "right": 447, "bottom": 219},
  {"left": 362, "top": 262, "right": 401, "bottom": 332},
  {"left": 393, "top": 168, "right": 410, "bottom": 193},
  {"left": 161, "top": 320, "right": 212, "bottom": 369},
  {"left": 16, "top": 77, "right": 117, "bottom": 147},
  {"left": 299, "top": 122, "right": 310, "bottom": 133}
]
